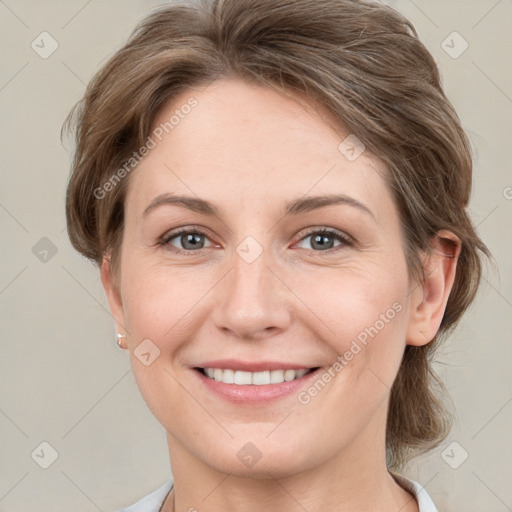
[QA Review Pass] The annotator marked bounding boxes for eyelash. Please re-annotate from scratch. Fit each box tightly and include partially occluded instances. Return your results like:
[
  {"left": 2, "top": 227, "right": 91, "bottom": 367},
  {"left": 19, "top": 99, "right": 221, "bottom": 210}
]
[{"left": 158, "top": 226, "right": 353, "bottom": 256}]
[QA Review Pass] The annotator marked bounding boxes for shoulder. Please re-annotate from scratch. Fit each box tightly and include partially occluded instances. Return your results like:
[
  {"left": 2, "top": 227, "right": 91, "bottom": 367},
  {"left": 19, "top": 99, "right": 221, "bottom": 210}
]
[
  {"left": 111, "top": 478, "right": 174, "bottom": 512},
  {"left": 390, "top": 472, "right": 439, "bottom": 512}
]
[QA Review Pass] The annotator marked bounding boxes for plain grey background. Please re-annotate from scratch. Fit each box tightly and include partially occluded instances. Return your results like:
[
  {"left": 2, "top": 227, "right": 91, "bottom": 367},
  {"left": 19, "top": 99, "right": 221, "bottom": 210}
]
[{"left": 1, "top": 0, "right": 511, "bottom": 510}]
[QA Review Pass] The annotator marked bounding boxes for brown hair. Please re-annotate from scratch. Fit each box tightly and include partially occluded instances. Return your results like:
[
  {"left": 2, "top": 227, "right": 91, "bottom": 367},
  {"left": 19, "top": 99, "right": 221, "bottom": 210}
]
[{"left": 64, "top": 0, "right": 490, "bottom": 470}]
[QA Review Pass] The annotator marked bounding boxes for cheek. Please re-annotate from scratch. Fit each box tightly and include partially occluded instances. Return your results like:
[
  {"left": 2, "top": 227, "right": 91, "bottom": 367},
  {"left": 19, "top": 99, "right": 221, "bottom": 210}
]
[
  {"left": 120, "top": 264, "right": 201, "bottom": 427},
  {"left": 292, "top": 270, "right": 409, "bottom": 425},
  {"left": 121, "top": 257, "right": 212, "bottom": 345},
  {"left": 300, "top": 264, "right": 407, "bottom": 340},
  {"left": 293, "top": 264, "right": 410, "bottom": 391},
  {"left": 119, "top": 262, "right": 219, "bottom": 423}
]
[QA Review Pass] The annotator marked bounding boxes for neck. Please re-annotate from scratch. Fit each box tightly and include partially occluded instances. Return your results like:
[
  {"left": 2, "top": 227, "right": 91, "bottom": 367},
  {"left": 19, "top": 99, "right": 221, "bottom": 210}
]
[{"left": 162, "top": 419, "right": 418, "bottom": 512}]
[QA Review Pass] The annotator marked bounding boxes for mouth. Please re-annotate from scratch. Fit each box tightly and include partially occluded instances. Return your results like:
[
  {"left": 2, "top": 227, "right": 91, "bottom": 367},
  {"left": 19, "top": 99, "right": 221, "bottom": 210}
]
[
  {"left": 196, "top": 367, "right": 318, "bottom": 385},
  {"left": 192, "top": 363, "right": 322, "bottom": 404}
]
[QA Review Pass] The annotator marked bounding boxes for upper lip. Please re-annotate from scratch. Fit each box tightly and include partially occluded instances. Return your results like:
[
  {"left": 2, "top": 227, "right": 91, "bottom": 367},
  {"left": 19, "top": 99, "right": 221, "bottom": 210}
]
[{"left": 194, "top": 359, "right": 317, "bottom": 372}]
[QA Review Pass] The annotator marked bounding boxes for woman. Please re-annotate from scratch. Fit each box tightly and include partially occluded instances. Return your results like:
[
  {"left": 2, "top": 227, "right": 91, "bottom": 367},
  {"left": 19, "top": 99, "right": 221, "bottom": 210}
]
[{"left": 64, "top": 0, "right": 489, "bottom": 510}]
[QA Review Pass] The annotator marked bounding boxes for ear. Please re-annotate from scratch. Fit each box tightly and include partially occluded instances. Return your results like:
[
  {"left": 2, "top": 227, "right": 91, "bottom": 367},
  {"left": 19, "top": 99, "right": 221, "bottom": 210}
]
[
  {"left": 406, "top": 230, "right": 461, "bottom": 346},
  {"left": 100, "top": 255, "right": 127, "bottom": 336}
]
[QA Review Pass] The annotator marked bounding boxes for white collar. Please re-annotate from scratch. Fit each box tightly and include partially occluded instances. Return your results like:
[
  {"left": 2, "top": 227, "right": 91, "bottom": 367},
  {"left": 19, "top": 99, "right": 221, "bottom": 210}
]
[
  {"left": 390, "top": 472, "right": 440, "bottom": 512},
  {"left": 116, "top": 473, "right": 439, "bottom": 512}
]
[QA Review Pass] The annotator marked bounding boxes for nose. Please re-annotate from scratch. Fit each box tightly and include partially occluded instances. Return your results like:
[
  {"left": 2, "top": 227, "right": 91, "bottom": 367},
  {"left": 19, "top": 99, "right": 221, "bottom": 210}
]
[{"left": 211, "top": 244, "right": 292, "bottom": 341}]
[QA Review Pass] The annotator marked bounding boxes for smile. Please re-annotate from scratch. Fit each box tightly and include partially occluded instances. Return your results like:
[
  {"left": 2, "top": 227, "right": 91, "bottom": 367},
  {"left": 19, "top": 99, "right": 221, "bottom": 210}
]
[
  {"left": 200, "top": 368, "right": 314, "bottom": 385},
  {"left": 192, "top": 360, "right": 322, "bottom": 403}
]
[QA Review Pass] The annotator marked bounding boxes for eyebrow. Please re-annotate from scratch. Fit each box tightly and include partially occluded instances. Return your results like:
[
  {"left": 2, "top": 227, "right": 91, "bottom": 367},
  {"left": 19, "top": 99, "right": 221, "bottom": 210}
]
[{"left": 142, "top": 193, "right": 375, "bottom": 220}]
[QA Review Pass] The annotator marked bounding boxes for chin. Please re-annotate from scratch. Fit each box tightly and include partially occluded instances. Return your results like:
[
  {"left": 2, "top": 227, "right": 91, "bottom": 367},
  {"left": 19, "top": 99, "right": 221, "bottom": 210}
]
[{"left": 196, "top": 433, "right": 325, "bottom": 480}]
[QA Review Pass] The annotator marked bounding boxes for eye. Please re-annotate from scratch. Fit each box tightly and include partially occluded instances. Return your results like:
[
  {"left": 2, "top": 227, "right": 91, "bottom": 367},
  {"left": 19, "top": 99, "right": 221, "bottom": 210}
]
[
  {"left": 159, "top": 226, "right": 353, "bottom": 255},
  {"left": 294, "top": 228, "right": 352, "bottom": 252},
  {"left": 160, "top": 227, "right": 215, "bottom": 254}
]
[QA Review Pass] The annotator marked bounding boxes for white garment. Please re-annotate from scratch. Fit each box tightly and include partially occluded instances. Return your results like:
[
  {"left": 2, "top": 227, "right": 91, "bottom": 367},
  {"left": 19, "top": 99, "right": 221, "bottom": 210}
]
[{"left": 114, "top": 473, "right": 439, "bottom": 512}]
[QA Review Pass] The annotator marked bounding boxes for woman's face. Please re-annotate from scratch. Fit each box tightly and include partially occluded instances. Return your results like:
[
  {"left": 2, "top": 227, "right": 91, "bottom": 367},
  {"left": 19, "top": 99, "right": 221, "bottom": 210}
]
[{"left": 104, "top": 77, "right": 425, "bottom": 478}]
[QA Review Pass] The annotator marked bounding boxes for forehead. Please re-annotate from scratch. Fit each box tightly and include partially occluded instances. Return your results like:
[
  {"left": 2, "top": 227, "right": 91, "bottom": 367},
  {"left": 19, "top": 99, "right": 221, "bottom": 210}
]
[{"left": 127, "top": 77, "right": 393, "bottom": 219}]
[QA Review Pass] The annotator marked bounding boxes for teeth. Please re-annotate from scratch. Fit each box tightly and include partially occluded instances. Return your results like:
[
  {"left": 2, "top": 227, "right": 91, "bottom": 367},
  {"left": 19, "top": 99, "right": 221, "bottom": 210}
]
[
  {"left": 270, "top": 369, "right": 284, "bottom": 384},
  {"left": 284, "top": 369, "right": 295, "bottom": 381},
  {"left": 234, "top": 370, "right": 252, "bottom": 385},
  {"left": 252, "top": 371, "right": 270, "bottom": 385},
  {"left": 202, "top": 368, "right": 309, "bottom": 385},
  {"left": 223, "top": 368, "right": 235, "bottom": 384}
]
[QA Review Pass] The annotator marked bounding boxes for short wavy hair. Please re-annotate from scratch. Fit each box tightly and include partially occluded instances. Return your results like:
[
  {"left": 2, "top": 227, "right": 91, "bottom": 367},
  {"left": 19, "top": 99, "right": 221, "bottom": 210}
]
[{"left": 64, "top": 0, "right": 490, "bottom": 470}]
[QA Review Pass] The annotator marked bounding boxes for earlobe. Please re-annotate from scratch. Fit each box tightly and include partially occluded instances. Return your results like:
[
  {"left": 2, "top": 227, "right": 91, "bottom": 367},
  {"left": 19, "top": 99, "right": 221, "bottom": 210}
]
[
  {"left": 100, "top": 256, "right": 127, "bottom": 336},
  {"left": 406, "top": 230, "right": 461, "bottom": 346}
]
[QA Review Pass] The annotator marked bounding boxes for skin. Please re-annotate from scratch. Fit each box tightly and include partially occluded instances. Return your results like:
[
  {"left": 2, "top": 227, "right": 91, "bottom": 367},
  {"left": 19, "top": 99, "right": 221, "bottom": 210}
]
[{"left": 101, "top": 77, "right": 460, "bottom": 512}]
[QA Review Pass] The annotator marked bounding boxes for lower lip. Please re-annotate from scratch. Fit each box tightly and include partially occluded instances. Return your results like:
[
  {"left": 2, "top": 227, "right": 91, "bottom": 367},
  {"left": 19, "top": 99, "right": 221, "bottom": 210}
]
[{"left": 194, "top": 368, "right": 321, "bottom": 404}]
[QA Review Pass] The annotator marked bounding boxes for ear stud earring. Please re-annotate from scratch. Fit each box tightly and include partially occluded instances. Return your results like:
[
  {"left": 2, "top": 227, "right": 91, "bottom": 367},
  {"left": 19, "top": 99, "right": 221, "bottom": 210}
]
[{"left": 116, "top": 332, "right": 127, "bottom": 349}]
